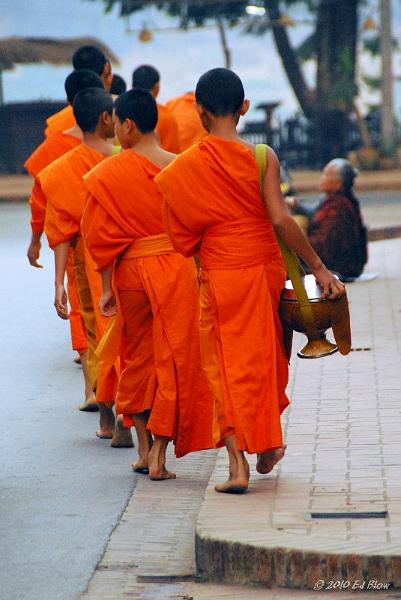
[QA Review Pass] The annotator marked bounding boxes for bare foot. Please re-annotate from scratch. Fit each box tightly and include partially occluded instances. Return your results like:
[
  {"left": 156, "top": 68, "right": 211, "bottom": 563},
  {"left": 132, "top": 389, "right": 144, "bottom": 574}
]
[
  {"left": 96, "top": 405, "right": 115, "bottom": 439},
  {"left": 148, "top": 441, "right": 176, "bottom": 481},
  {"left": 214, "top": 477, "right": 248, "bottom": 494},
  {"left": 215, "top": 453, "right": 249, "bottom": 494},
  {"left": 256, "top": 444, "right": 287, "bottom": 474},
  {"left": 111, "top": 415, "right": 134, "bottom": 448},
  {"left": 131, "top": 459, "right": 149, "bottom": 475},
  {"left": 149, "top": 465, "right": 176, "bottom": 481},
  {"left": 79, "top": 395, "right": 99, "bottom": 412}
]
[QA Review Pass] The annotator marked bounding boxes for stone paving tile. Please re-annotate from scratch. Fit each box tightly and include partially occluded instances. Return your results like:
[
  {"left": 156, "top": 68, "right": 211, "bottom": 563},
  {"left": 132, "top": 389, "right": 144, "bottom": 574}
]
[
  {"left": 196, "top": 238, "right": 401, "bottom": 589},
  {"left": 82, "top": 449, "right": 217, "bottom": 598}
]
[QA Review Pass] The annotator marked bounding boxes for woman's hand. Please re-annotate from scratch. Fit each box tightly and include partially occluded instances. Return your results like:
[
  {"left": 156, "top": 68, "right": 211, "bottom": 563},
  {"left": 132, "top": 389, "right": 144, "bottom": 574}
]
[
  {"left": 99, "top": 289, "right": 117, "bottom": 317},
  {"left": 312, "top": 264, "right": 346, "bottom": 300}
]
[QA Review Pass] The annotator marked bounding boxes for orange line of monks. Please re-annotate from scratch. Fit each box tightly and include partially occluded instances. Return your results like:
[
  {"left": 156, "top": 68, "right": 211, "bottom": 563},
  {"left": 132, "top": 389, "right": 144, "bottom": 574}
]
[{"left": 25, "top": 45, "right": 345, "bottom": 493}]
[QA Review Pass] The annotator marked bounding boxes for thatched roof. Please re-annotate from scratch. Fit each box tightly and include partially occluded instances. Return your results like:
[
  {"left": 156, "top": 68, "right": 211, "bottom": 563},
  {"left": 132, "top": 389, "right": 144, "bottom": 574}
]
[{"left": 0, "top": 37, "right": 119, "bottom": 70}]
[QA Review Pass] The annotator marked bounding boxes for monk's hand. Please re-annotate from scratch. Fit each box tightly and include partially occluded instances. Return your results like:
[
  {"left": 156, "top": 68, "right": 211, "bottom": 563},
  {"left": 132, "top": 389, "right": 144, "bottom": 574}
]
[
  {"left": 312, "top": 264, "right": 345, "bottom": 300},
  {"left": 99, "top": 290, "right": 117, "bottom": 317},
  {"left": 54, "top": 283, "right": 69, "bottom": 320},
  {"left": 27, "top": 240, "right": 43, "bottom": 268}
]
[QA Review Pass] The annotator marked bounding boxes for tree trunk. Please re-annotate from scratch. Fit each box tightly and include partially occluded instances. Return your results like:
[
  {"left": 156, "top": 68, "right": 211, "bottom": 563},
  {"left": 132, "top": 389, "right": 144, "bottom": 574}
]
[
  {"left": 314, "top": 0, "right": 358, "bottom": 165},
  {"left": 216, "top": 16, "right": 231, "bottom": 69},
  {"left": 266, "top": 0, "right": 359, "bottom": 166},
  {"left": 265, "top": 0, "right": 314, "bottom": 117}
]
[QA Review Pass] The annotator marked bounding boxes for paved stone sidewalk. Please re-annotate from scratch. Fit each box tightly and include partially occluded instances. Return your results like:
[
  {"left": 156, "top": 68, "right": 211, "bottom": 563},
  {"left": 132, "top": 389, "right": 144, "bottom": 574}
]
[
  {"left": 196, "top": 237, "right": 401, "bottom": 590},
  {"left": 80, "top": 446, "right": 398, "bottom": 599},
  {"left": 82, "top": 449, "right": 217, "bottom": 598}
]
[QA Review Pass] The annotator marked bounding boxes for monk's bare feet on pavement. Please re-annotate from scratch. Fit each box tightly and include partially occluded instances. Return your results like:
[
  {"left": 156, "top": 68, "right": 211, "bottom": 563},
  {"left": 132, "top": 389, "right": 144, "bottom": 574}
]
[
  {"left": 79, "top": 394, "right": 99, "bottom": 412},
  {"left": 215, "top": 453, "right": 249, "bottom": 494},
  {"left": 148, "top": 437, "right": 176, "bottom": 481},
  {"left": 96, "top": 404, "right": 115, "bottom": 439},
  {"left": 131, "top": 458, "right": 149, "bottom": 474},
  {"left": 131, "top": 413, "right": 152, "bottom": 473},
  {"left": 111, "top": 414, "right": 134, "bottom": 448},
  {"left": 256, "top": 444, "right": 287, "bottom": 474}
]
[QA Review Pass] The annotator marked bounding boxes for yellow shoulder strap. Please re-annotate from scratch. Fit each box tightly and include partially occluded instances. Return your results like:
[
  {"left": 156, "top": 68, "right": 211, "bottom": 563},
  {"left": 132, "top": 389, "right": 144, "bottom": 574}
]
[{"left": 255, "top": 143, "right": 319, "bottom": 340}]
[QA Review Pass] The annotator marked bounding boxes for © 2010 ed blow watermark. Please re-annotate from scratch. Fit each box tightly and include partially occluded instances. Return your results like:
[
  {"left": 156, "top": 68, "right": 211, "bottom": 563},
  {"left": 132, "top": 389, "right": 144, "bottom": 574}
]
[{"left": 313, "top": 579, "right": 391, "bottom": 591}]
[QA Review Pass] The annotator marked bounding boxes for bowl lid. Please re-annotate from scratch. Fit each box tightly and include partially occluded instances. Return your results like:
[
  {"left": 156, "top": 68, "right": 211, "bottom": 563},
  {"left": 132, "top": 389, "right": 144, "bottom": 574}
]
[{"left": 282, "top": 273, "right": 323, "bottom": 302}]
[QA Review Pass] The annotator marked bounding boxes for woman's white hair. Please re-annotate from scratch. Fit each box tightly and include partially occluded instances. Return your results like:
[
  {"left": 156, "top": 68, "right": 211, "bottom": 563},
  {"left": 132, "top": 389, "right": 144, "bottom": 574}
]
[{"left": 328, "top": 158, "right": 359, "bottom": 190}]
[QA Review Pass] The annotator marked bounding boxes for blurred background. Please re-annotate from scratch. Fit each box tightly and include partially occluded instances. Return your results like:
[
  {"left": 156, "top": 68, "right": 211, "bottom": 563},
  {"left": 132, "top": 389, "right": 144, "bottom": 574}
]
[{"left": 1, "top": 0, "right": 401, "bottom": 172}]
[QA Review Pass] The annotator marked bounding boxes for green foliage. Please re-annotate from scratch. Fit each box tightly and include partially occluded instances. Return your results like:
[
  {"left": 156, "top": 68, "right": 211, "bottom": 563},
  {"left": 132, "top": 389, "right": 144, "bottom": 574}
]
[
  {"left": 363, "top": 33, "right": 399, "bottom": 56},
  {"left": 296, "top": 32, "right": 316, "bottom": 61},
  {"left": 363, "top": 74, "right": 382, "bottom": 91},
  {"left": 86, "top": 0, "right": 249, "bottom": 22},
  {"left": 380, "top": 139, "right": 396, "bottom": 158},
  {"left": 85, "top": 0, "right": 318, "bottom": 24}
]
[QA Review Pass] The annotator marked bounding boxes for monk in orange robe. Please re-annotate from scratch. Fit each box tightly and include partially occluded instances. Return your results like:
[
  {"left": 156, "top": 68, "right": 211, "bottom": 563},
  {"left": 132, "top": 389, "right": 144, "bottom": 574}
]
[
  {"left": 44, "top": 105, "right": 76, "bottom": 139},
  {"left": 25, "top": 70, "right": 104, "bottom": 410},
  {"left": 132, "top": 65, "right": 180, "bottom": 153},
  {"left": 156, "top": 68, "right": 345, "bottom": 494},
  {"left": 41, "top": 88, "right": 131, "bottom": 447},
  {"left": 165, "top": 91, "right": 207, "bottom": 151},
  {"left": 81, "top": 89, "right": 213, "bottom": 479},
  {"left": 44, "top": 45, "right": 112, "bottom": 137}
]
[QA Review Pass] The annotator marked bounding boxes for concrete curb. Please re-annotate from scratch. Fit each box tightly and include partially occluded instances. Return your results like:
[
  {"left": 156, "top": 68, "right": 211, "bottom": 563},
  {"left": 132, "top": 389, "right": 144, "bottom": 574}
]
[
  {"left": 195, "top": 533, "right": 401, "bottom": 590},
  {"left": 195, "top": 453, "right": 401, "bottom": 591},
  {"left": 368, "top": 225, "right": 401, "bottom": 241},
  {"left": 0, "top": 195, "right": 29, "bottom": 203}
]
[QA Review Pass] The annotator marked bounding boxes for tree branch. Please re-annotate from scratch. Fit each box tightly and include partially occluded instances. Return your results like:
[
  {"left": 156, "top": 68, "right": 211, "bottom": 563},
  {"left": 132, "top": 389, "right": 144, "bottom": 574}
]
[
  {"left": 216, "top": 16, "right": 231, "bottom": 68},
  {"left": 265, "top": 0, "right": 315, "bottom": 116}
]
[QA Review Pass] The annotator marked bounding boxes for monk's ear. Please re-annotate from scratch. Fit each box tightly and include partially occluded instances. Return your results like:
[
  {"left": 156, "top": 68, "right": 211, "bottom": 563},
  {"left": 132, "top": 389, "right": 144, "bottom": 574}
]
[
  {"left": 195, "top": 103, "right": 205, "bottom": 118},
  {"left": 124, "top": 118, "right": 135, "bottom": 134},
  {"left": 240, "top": 99, "right": 250, "bottom": 117},
  {"left": 152, "top": 81, "right": 160, "bottom": 98}
]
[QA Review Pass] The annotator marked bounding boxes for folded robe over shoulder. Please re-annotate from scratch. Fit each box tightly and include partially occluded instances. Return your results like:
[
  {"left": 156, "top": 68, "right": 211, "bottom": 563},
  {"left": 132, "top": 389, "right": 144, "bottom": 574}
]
[
  {"left": 44, "top": 105, "right": 75, "bottom": 138},
  {"left": 155, "top": 135, "right": 290, "bottom": 455},
  {"left": 82, "top": 149, "right": 213, "bottom": 457},
  {"left": 40, "top": 144, "right": 117, "bottom": 400},
  {"left": 24, "top": 131, "right": 86, "bottom": 353}
]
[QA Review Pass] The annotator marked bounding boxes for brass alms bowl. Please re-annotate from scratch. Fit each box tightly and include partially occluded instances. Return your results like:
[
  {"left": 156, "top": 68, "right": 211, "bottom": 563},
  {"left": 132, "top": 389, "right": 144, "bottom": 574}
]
[{"left": 279, "top": 275, "right": 352, "bottom": 359}]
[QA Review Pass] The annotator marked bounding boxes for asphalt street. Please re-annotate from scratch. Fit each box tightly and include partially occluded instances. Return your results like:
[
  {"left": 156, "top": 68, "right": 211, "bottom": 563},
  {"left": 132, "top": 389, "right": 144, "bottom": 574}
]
[{"left": 0, "top": 203, "right": 138, "bottom": 600}]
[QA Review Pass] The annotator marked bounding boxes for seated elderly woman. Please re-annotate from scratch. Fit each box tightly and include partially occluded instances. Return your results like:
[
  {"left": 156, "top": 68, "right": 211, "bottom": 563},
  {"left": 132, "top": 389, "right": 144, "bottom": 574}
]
[{"left": 289, "top": 159, "right": 368, "bottom": 281}]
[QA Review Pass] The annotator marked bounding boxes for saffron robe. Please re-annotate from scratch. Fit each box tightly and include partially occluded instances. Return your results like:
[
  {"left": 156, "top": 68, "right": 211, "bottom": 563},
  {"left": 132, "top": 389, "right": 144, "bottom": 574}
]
[
  {"left": 24, "top": 131, "right": 87, "bottom": 353},
  {"left": 165, "top": 92, "right": 207, "bottom": 151},
  {"left": 156, "top": 103, "right": 180, "bottom": 153},
  {"left": 44, "top": 105, "right": 75, "bottom": 138},
  {"left": 155, "top": 135, "right": 290, "bottom": 454},
  {"left": 40, "top": 144, "right": 117, "bottom": 400},
  {"left": 82, "top": 149, "right": 213, "bottom": 457}
]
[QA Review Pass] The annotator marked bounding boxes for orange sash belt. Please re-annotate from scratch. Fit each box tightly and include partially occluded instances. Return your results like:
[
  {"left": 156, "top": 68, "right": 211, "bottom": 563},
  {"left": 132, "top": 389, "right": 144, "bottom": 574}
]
[
  {"left": 96, "top": 233, "right": 174, "bottom": 363},
  {"left": 200, "top": 217, "right": 284, "bottom": 270},
  {"left": 120, "top": 233, "right": 174, "bottom": 259}
]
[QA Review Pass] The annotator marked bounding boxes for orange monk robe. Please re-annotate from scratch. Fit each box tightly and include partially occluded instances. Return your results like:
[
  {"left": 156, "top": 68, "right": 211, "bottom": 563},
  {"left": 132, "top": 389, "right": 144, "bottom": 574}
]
[
  {"left": 165, "top": 92, "right": 207, "bottom": 151},
  {"left": 81, "top": 149, "right": 213, "bottom": 457},
  {"left": 44, "top": 105, "right": 75, "bottom": 138},
  {"left": 156, "top": 103, "right": 180, "bottom": 153},
  {"left": 40, "top": 144, "right": 118, "bottom": 402},
  {"left": 24, "top": 131, "right": 87, "bottom": 353},
  {"left": 155, "top": 135, "right": 290, "bottom": 455}
]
